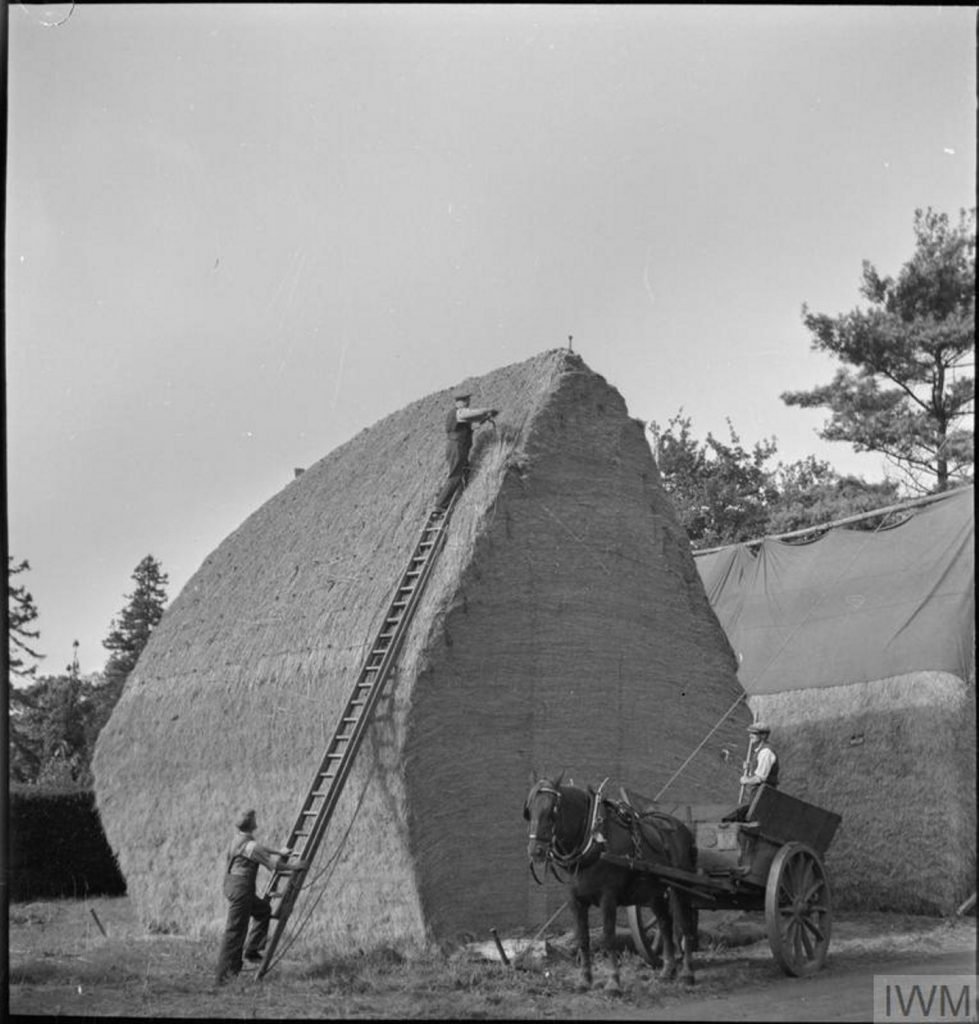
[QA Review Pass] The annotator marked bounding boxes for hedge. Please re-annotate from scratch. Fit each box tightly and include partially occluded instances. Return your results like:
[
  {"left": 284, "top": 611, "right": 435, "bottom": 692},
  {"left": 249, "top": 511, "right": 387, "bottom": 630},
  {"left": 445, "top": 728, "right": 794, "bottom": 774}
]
[{"left": 9, "top": 786, "right": 127, "bottom": 901}]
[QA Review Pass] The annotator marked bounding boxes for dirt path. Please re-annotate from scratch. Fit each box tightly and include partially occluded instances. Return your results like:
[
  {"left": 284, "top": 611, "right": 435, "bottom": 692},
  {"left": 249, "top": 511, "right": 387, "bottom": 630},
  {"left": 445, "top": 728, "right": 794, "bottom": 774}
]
[
  {"left": 627, "top": 949, "right": 978, "bottom": 1022},
  {"left": 8, "top": 898, "right": 976, "bottom": 1019}
]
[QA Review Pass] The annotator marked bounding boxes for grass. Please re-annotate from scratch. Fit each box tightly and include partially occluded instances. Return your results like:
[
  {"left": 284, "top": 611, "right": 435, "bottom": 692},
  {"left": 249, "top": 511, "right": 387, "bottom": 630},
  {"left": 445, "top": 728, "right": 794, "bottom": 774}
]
[{"left": 8, "top": 897, "right": 976, "bottom": 1019}]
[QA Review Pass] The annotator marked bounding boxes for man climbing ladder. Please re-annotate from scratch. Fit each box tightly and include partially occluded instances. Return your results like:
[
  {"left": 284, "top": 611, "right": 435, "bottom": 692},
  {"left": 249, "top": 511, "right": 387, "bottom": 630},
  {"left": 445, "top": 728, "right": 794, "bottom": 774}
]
[{"left": 434, "top": 392, "right": 499, "bottom": 512}]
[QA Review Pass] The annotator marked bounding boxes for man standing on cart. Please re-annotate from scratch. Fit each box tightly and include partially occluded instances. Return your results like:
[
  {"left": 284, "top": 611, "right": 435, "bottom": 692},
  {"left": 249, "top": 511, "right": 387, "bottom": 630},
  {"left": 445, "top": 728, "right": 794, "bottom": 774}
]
[{"left": 725, "top": 721, "right": 779, "bottom": 821}]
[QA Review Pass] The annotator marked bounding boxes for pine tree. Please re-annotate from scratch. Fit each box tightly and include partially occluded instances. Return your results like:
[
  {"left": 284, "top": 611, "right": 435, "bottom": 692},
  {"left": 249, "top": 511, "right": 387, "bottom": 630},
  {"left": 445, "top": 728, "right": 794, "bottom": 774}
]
[
  {"left": 9, "top": 557, "right": 45, "bottom": 781},
  {"left": 102, "top": 555, "right": 169, "bottom": 699},
  {"left": 782, "top": 208, "right": 975, "bottom": 493},
  {"left": 8, "top": 556, "right": 43, "bottom": 679}
]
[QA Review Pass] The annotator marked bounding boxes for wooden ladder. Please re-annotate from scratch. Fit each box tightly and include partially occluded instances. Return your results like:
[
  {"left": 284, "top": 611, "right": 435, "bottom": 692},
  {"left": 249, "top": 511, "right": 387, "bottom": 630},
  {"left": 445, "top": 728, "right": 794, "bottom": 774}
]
[{"left": 257, "top": 497, "right": 458, "bottom": 978}]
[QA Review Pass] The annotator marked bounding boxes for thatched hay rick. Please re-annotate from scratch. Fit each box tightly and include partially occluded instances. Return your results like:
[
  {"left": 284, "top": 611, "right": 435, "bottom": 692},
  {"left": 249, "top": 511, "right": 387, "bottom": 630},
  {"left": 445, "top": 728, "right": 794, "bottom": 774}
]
[{"left": 93, "top": 349, "right": 749, "bottom": 951}]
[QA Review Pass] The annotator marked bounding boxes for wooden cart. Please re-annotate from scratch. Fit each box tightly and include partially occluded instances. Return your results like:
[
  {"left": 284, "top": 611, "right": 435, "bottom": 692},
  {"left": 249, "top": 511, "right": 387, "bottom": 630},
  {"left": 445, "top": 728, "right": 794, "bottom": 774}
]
[{"left": 602, "top": 784, "right": 842, "bottom": 977}]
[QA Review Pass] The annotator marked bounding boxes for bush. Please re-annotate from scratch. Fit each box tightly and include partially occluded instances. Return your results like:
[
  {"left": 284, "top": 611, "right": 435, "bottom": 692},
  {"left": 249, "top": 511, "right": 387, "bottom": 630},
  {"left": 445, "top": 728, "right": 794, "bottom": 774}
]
[{"left": 9, "top": 785, "right": 126, "bottom": 901}]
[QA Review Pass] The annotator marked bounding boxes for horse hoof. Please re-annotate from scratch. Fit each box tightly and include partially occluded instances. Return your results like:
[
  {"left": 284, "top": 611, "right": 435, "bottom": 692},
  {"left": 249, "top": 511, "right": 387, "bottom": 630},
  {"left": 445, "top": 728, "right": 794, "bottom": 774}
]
[
  {"left": 682, "top": 974, "right": 696, "bottom": 988},
  {"left": 603, "top": 980, "right": 623, "bottom": 996},
  {"left": 575, "top": 980, "right": 591, "bottom": 993}
]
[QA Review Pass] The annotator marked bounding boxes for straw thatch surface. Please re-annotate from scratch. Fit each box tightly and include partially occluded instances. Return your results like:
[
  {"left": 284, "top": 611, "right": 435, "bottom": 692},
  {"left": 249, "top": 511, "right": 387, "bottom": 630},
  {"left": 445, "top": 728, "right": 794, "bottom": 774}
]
[
  {"left": 748, "top": 671, "right": 977, "bottom": 914},
  {"left": 93, "top": 348, "right": 749, "bottom": 950}
]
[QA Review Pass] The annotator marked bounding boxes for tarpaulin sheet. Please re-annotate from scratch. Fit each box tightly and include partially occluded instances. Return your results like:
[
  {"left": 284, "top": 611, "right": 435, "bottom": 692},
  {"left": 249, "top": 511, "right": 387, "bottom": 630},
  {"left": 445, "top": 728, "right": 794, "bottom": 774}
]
[{"left": 695, "top": 487, "right": 974, "bottom": 694}]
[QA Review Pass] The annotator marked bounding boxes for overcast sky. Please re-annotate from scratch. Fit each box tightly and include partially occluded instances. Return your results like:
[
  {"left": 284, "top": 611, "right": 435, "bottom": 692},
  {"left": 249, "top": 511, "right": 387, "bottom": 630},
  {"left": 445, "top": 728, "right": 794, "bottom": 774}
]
[{"left": 6, "top": 4, "right": 976, "bottom": 675}]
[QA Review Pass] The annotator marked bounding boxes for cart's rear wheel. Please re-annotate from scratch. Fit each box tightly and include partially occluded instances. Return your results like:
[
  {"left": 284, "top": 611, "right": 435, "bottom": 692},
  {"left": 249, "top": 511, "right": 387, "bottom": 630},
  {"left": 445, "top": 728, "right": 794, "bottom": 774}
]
[
  {"left": 626, "top": 904, "right": 662, "bottom": 965},
  {"left": 765, "top": 842, "right": 832, "bottom": 976}
]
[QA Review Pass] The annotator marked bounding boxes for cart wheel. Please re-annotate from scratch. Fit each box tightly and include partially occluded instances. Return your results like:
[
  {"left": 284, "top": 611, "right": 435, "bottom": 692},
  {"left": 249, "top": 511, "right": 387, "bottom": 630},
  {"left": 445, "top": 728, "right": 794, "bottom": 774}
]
[
  {"left": 765, "top": 842, "right": 832, "bottom": 977},
  {"left": 627, "top": 904, "right": 699, "bottom": 964},
  {"left": 626, "top": 904, "right": 662, "bottom": 965}
]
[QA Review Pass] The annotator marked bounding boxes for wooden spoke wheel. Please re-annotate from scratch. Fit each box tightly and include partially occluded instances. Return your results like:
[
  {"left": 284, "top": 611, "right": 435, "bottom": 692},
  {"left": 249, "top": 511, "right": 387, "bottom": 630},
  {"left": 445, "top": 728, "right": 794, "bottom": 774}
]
[
  {"left": 626, "top": 904, "right": 663, "bottom": 965},
  {"left": 626, "top": 904, "right": 699, "bottom": 965},
  {"left": 765, "top": 842, "right": 832, "bottom": 977}
]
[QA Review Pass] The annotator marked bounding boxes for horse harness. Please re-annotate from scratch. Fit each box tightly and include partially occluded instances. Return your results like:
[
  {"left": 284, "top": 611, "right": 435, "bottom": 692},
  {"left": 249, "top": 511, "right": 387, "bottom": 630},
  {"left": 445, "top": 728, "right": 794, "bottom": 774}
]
[{"left": 528, "top": 781, "right": 683, "bottom": 883}]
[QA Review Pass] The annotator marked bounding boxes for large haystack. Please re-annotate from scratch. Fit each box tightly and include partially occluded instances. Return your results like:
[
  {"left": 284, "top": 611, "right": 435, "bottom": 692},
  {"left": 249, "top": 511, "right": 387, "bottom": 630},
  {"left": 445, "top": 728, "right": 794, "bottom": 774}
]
[
  {"left": 696, "top": 487, "right": 976, "bottom": 914},
  {"left": 93, "top": 349, "right": 749, "bottom": 949}
]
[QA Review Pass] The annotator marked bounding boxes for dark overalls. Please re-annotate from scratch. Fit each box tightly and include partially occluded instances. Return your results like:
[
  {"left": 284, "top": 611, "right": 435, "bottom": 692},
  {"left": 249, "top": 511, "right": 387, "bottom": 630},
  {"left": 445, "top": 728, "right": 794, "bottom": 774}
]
[
  {"left": 214, "top": 831, "right": 272, "bottom": 984},
  {"left": 435, "top": 407, "right": 475, "bottom": 510}
]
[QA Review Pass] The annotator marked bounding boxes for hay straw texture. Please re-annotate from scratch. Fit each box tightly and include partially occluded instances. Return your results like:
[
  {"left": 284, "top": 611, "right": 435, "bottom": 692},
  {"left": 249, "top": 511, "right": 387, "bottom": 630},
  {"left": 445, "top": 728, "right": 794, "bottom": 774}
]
[
  {"left": 93, "top": 349, "right": 749, "bottom": 949},
  {"left": 749, "top": 671, "right": 976, "bottom": 914}
]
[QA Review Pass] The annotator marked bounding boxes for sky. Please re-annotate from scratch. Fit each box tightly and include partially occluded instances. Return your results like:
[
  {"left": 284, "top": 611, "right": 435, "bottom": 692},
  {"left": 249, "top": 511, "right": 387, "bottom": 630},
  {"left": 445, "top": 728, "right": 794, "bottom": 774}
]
[{"left": 5, "top": 4, "right": 976, "bottom": 676}]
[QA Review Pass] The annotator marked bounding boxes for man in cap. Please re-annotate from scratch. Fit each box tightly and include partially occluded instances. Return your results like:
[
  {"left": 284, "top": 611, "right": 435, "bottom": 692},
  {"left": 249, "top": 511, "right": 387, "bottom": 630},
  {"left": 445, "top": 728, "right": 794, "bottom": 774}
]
[
  {"left": 433, "top": 391, "right": 499, "bottom": 512},
  {"left": 724, "top": 722, "right": 779, "bottom": 822},
  {"left": 740, "top": 722, "right": 779, "bottom": 798},
  {"left": 215, "top": 808, "right": 309, "bottom": 985}
]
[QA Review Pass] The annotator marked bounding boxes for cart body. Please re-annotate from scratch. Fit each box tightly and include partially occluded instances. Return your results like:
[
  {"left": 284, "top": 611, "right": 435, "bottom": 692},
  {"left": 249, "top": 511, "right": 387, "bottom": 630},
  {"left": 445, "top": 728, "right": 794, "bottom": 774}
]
[{"left": 608, "top": 784, "right": 842, "bottom": 976}]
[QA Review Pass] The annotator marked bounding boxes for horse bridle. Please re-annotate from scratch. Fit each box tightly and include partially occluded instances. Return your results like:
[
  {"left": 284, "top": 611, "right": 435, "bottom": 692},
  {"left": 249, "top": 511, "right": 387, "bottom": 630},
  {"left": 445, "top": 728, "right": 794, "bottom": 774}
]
[{"left": 526, "top": 781, "right": 602, "bottom": 884}]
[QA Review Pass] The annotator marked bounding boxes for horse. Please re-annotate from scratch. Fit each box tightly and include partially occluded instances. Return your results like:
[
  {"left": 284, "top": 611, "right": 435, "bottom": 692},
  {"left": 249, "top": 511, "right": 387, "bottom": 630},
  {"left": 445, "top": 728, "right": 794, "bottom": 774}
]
[{"left": 524, "top": 774, "right": 698, "bottom": 992}]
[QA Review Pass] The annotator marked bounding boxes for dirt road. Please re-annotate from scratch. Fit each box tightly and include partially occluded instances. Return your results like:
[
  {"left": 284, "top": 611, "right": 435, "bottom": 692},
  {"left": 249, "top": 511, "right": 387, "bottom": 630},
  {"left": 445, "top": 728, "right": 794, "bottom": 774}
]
[{"left": 628, "top": 950, "right": 977, "bottom": 1022}]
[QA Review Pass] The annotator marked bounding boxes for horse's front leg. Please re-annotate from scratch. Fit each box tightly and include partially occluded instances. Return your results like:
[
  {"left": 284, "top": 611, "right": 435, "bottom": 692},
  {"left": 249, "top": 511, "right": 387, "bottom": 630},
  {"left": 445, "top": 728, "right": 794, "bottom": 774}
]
[
  {"left": 600, "top": 892, "right": 622, "bottom": 994},
  {"left": 651, "top": 891, "right": 677, "bottom": 982},
  {"left": 573, "top": 896, "right": 592, "bottom": 991}
]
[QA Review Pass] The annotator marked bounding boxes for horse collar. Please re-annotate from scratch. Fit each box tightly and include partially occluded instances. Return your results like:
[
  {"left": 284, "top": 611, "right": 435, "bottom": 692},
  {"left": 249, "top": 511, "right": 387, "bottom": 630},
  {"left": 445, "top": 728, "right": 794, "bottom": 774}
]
[{"left": 548, "top": 780, "right": 609, "bottom": 871}]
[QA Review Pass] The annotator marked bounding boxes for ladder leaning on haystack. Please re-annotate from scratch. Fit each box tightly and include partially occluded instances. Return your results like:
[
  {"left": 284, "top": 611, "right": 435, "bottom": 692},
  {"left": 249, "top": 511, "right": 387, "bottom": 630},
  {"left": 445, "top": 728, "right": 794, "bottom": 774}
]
[{"left": 256, "top": 492, "right": 461, "bottom": 978}]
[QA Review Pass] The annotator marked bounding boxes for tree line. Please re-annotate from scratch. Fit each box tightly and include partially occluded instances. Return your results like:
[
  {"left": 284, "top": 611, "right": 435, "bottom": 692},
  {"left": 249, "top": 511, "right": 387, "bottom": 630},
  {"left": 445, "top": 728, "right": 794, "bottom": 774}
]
[
  {"left": 8, "top": 555, "right": 169, "bottom": 787},
  {"left": 6, "top": 207, "right": 974, "bottom": 781}
]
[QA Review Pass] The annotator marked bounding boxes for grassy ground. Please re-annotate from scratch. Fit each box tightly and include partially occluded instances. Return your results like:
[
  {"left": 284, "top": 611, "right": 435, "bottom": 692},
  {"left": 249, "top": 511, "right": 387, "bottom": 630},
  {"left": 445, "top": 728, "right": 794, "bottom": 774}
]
[{"left": 8, "top": 897, "right": 976, "bottom": 1019}]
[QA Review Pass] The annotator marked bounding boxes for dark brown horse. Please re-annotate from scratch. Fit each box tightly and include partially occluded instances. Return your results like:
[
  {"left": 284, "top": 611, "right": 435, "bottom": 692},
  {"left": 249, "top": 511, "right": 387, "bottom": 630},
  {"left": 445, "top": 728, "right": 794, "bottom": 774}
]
[{"left": 524, "top": 774, "right": 698, "bottom": 991}]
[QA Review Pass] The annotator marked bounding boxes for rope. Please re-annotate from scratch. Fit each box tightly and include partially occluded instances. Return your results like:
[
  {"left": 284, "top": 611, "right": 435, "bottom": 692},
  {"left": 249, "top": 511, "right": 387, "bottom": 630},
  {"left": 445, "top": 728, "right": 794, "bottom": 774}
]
[
  {"left": 692, "top": 485, "right": 967, "bottom": 555},
  {"left": 510, "top": 901, "right": 569, "bottom": 967},
  {"left": 653, "top": 692, "right": 747, "bottom": 800},
  {"left": 537, "top": 503, "right": 612, "bottom": 575},
  {"left": 260, "top": 761, "right": 377, "bottom": 977}
]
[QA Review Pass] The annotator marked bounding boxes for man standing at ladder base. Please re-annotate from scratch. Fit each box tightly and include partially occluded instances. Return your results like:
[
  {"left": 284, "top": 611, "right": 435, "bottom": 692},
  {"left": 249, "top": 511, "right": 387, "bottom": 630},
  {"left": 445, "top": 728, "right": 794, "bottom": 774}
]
[
  {"left": 434, "top": 392, "right": 499, "bottom": 512},
  {"left": 215, "top": 809, "right": 308, "bottom": 985}
]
